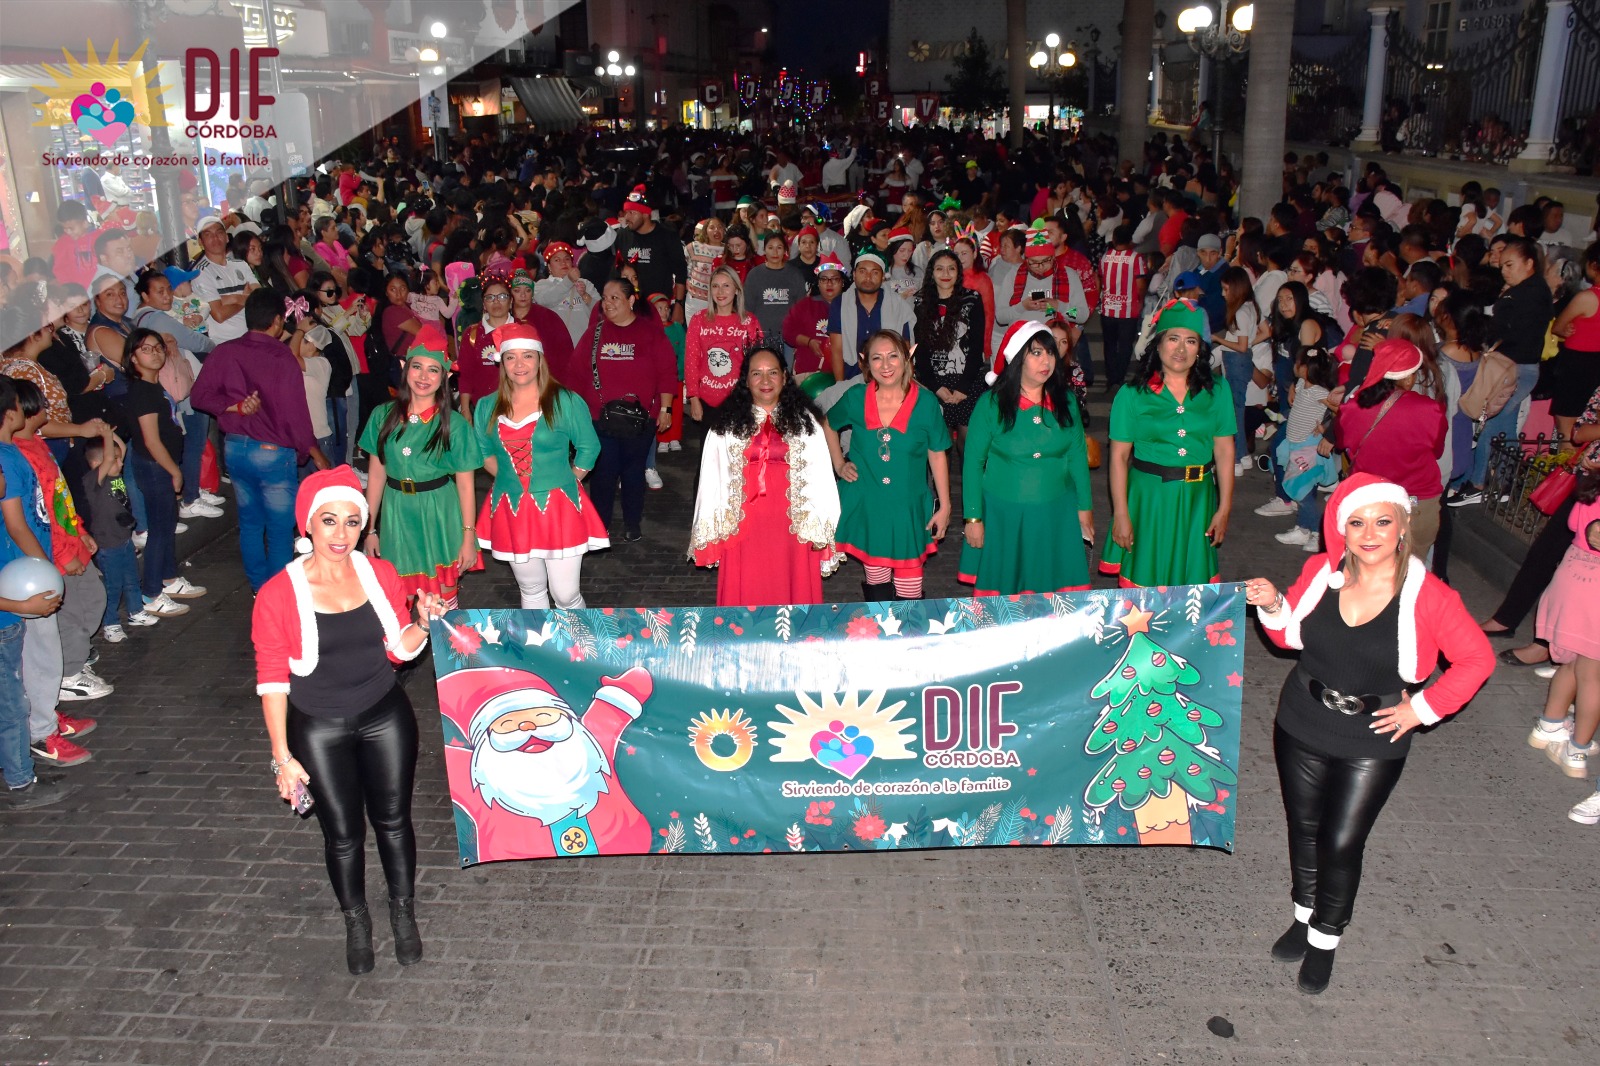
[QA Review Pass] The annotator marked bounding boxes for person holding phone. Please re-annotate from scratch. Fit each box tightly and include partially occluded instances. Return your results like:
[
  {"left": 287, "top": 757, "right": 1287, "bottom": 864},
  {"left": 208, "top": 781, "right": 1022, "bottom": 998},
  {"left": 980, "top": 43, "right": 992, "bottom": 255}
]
[{"left": 251, "top": 467, "right": 440, "bottom": 975}]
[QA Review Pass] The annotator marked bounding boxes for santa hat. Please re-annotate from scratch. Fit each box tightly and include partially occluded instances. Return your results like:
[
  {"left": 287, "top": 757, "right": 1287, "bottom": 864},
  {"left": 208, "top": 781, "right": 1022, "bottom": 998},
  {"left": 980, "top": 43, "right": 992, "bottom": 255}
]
[
  {"left": 577, "top": 219, "right": 618, "bottom": 253},
  {"left": 542, "top": 241, "right": 576, "bottom": 261},
  {"left": 436, "top": 666, "right": 574, "bottom": 747},
  {"left": 816, "top": 253, "right": 846, "bottom": 275},
  {"left": 622, "top": 185, "right": 651, "bottom": 214},
  {"left": 797, "top": 225, "right": 820, "bottom": 241},
  {"left": 1023, "top": 226, "right": 1054, "bottom": 257},
  {"left": 778, "top": 180, "right": 798, "bottom": 205},
  {"left": 490, "top": 321, "right": 543, "bottom": 363},
  {"left": 1367, "top": 337, "right": 1424, "bottom": 381},
  {"left": 886, "top": 226, "right": 913, "bottom": 246},
  {"left": 405, "top": 324, "right": 452, "bottom": 370},
  {"left": 1321, "top": 473, "right": 1414, "bottom": 589},
  {"left": 293, "top": 466, "right": 368, "bottom": 554},
  {"left": 841, "top": 203, "right": 870, "bottom": 237},
  {"left": 988, "top": 321, "right": 1052, "bottom": 385}
]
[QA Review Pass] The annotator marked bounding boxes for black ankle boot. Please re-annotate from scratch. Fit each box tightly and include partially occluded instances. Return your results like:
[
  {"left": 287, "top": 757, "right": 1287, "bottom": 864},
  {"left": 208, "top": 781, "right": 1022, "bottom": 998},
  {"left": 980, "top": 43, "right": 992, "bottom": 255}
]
[
  {"left": 342, "top": 905, "right": 374, "bottom": 975},
  {"left": 1270, "top": 921, "right": 1308, "bottom": 962},
  {"left": 389, "top": 895, "right": 423, "bottom": 966},
  {"left": 1297, "top": 945, "right": 1336, "bottom": 994},
  {"left": 861, "top": 581, "right": 893, "bottom": 603}
]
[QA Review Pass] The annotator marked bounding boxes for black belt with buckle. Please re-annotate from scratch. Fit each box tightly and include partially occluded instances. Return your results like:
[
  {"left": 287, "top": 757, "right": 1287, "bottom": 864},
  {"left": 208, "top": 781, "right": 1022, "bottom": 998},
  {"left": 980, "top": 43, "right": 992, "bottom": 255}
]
[
  {"left": 1306, "top": 676, "right": 1405, "bottom": 717},
  {"left": 1131, "top": 455, "right": 1216, "bottom": 483},
  {"left": 385, "top": 474, "right": 451, "bottom": 495}
]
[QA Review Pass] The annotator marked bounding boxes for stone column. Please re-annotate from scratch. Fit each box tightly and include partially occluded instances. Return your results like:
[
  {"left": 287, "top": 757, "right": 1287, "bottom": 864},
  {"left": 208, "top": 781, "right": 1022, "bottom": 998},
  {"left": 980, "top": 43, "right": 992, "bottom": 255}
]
[
  {"left": 1353, "top": 5, "right": 1393, "bottom": 151},
  {"left": 1150, "top": 40, "right": 1165, "bottom": 117},
  {"left": 1239, "top": 0, "right": 1296, "bottom": 221},
  {"left": 1120, "top": 0, "right": 1156, "bottom": 157},
  {"left": 1514, "top": 0, "right": 1575, "bottom": 169}
]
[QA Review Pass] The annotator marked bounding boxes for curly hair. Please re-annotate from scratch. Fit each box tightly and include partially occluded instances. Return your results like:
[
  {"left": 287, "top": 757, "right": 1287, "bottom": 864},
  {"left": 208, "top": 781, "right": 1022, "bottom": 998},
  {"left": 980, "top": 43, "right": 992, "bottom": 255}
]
[
  {"left": 1127, "top": 329, "right": 1218, "bottom": 396},
  {"left": 713, "top": 345, "right": 824, "bottom": 440}
]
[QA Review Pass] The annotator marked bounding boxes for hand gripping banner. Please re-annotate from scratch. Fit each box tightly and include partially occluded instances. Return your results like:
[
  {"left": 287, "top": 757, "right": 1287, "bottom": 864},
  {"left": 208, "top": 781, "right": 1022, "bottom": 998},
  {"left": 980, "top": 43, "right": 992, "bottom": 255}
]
[{"left": 431, "top": 584, "right": 1245, "bottom": 866}]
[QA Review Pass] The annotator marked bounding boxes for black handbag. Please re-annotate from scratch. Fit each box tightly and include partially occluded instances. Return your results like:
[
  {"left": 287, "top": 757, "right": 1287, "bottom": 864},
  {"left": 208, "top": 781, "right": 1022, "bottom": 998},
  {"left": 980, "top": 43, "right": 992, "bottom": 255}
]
[{"left": 589, "top": 319, "right": 654, "bottom": 439}]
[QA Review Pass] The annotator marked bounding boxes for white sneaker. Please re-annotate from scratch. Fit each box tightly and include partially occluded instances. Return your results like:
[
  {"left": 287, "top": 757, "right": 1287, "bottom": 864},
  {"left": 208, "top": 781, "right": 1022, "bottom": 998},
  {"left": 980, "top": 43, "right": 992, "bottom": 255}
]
[
  {"left": 131, "top": 530, "right": 148, "bottom": 552},
  {"left": 668, "top": 440, "right": 682, "bottom": 452},
  {"left": 1234, "top": 458, "right": 1251, "bottom": 477},
  {"left": 1547, "top": 738, "right": 1598, "bottom": 778},
  {"left": 198, "top": 489, "right": 225, "bottom": 507},
  {"left": 178, "top": 500, "right": 224, "bottom": 519},
  {"left": 125, "top": 611, "right": 159, "bottom": 627},
  {"left": 645, "top": 468, "right": 664, "bottom": 490},
  {"left": 1302, "top": 532, "right": 1321, "bottom": 553},
  {"left": 1317, "top": 481, "right": 1337, "bottom": 495},
  {"left": 101, "top": 625, "right": 127, "bottom": 643},
  {"left": 657, "top": 441, "right": 670, "bottom": 454},
  {"left": 174, "top": 522, "right": 188, "bottom": 534},
  {"left": 1569, "top": 791, "right": 1600, "bottom": 825},
  {"left": 143, "top": 593, "right": 190, "bottom": 618},
  {"left": 1255, "top": 498, "right": 1296, "bottom": 517},
  {"left": 59, "top": 668, "right": 113, "bottom": 701},
  {"left": 1536, "top": 663, "right": 1560, "bottom": 680},
  {"left": 163, "top": 576, "right": 208, "bottom": 599},
  {"left": 1528, "top": 716, "right": 1574, "bottom": 750},
  {"left": 1275, "top": 526, "right": 1313, "bottom": 547}
]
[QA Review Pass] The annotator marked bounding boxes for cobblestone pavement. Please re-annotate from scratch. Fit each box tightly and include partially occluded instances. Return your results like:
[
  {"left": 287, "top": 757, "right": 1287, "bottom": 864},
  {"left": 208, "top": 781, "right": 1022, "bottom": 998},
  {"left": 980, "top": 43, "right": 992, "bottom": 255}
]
[{"left": 2, "top": 394, "right": 1596, "bottom": 1066}]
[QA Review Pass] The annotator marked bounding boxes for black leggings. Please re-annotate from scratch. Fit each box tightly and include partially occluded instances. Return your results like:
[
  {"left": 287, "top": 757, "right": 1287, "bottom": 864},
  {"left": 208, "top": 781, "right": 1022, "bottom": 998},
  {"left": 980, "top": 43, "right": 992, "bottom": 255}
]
[
  {"left": 1274, "top": 724, "right": 1407, "bottom": 936},
  {"left": 288, "top": 685, "right": 418, "bottom": 911}
]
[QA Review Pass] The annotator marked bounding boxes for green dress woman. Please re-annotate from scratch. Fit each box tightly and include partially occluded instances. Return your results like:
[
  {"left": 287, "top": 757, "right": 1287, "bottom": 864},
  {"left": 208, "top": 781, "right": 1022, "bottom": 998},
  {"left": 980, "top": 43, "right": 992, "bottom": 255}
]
[
  {"left": 958, "top": 320, "right": 1095, "bottom": 596},
  {"left": 1098, "top": 299, "right": 1237, "bottom": 588},
  {"left": 360, "top": 325, "right": 485, "bottom": 606}
]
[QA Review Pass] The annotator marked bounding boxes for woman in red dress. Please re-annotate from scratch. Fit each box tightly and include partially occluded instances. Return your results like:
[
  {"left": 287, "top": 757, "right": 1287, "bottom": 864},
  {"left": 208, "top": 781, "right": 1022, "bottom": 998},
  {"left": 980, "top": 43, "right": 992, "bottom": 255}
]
[{"left": 689, "top": 347, "right": 842, "bottom": 606}]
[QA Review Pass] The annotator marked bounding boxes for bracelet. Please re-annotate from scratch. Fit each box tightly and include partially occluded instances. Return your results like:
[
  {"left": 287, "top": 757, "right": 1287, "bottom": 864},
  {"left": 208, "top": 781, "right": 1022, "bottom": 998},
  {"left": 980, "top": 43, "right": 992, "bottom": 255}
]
[
  {"left": 1259, "top": 594, "right": 1285, "bottom": 615},
  {"left": 965, "top": 518, "right": 982, "bottom": 525},
  {"left": 462, "top": 525, "right": 475, "bottom": 532},
  {"left": 270, "top": 757, "right": 290, "bottom": 776}
]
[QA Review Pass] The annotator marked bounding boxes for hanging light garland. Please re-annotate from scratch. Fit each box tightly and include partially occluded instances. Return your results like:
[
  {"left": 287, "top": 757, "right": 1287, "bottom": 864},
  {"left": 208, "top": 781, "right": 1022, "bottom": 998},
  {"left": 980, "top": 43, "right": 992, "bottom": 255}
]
[
  {"left": 737, "top": 73, "right": 764, "bottom": 110},
  {"left": 798, "top": 79, "right": 830, "bottom": 121}
]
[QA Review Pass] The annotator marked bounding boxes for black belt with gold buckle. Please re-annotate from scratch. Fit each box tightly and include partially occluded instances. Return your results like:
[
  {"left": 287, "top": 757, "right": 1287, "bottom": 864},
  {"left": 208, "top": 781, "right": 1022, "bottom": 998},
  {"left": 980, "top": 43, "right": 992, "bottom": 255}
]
[
  {"left": 385, "top": 474, "right": 451, "bottom": 495},
  {"left": 1131, "top": 455, "right": 1216, "bottom": 483}
]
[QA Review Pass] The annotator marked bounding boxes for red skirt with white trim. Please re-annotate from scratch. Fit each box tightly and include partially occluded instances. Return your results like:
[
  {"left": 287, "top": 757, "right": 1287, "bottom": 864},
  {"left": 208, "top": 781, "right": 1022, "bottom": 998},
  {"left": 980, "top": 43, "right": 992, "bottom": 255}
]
[{"left": 477, "top": 484, "right": 611, "bottom": 562}]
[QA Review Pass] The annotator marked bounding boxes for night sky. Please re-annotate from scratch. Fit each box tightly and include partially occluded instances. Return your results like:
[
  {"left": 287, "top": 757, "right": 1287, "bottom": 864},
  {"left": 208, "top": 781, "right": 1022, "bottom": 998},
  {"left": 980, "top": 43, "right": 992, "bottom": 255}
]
[{"left": 769, "top": 0, "right": 889, "bottom": 74}]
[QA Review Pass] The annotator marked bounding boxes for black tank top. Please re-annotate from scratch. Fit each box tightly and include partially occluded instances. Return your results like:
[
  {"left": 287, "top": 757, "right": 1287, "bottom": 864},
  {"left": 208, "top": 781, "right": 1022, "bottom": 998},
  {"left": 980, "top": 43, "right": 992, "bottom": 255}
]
[
  {"left": 1275, "top": 589, "right": 1412, "bottom": 760},
  {"left": 288, "top": 603, "right": 398, "bottom": 718}
]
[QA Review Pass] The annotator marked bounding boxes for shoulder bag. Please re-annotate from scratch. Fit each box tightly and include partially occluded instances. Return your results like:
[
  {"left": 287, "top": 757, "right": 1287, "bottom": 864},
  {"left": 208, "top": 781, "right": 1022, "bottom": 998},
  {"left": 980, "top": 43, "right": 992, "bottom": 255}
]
[{"left": 589, "top": 318, "right": 653, "bottom": 439}]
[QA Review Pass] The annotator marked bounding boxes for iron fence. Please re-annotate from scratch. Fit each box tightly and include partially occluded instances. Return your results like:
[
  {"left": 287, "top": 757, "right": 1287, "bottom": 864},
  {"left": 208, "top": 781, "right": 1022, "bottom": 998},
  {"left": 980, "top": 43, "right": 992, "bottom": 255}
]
[
  {"left": 1555, "top": 0, "right": 1600, "bottom": 170},
  {"left": 1159, "top": 57, "right": 1199, "bottom": 126},
  {"left": 1484, "top": 433, "right": 1569, "bottom": 539},
  {"left": 1287, "top": 35, "right": 1369, "bottom": 145}
]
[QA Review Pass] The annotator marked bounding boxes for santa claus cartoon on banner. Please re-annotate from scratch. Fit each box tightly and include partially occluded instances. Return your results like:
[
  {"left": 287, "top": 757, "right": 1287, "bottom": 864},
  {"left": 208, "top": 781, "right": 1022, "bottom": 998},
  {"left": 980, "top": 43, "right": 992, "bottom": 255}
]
[{"left": 438, "top": 666, "right": 654, "bottom": 863}]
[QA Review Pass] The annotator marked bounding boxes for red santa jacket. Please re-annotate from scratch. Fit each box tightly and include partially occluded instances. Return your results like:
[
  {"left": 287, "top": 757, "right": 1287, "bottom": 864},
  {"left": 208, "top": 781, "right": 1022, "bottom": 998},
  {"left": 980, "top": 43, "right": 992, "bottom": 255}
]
[
  {"left": 1258, "top": 552, "right": 1494, "bottom": 725},
  {"left": 251, "top": 552, "right": 425, "bottom": 695}
]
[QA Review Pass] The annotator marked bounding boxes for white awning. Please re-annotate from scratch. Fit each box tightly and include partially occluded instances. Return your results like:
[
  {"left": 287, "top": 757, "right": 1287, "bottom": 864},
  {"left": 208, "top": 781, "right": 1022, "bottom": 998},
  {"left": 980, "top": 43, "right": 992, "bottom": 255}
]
[{"left": 507, "top": 76, "right": 585, "bottom": 131}]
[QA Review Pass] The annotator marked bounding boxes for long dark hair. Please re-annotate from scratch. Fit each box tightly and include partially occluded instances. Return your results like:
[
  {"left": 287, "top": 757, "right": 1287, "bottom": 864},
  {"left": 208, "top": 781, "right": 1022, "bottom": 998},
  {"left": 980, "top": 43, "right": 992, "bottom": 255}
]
[
  {"left": 713, "top": 345, "right": 823, "bottom": 439},
  {"left": 1269, "top": 281, "right": 1317, "bottom": 353},
  {"left": 374, "top": 349, "right": 456, "bottom": 461},
  {"left": 1128, "top": 329, "right": 1218, "bottom": 396},
  {"left": 912, "top": 249, "right": 969, "bottom": 355},
  {"left": 993, "top": 328, "right": 1075, "bottom": 432}
]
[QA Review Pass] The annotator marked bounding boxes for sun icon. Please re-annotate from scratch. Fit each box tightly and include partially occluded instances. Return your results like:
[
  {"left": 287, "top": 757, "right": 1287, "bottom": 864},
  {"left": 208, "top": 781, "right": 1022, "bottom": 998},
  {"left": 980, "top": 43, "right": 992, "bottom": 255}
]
[
  {"left": 31, "top": 39, "right": 175, "bottom": 132},
  {"left": 767, "top": 691, "right": 917, "bottom": 778},
  {"left": 687, "top": 708, "right": 757, "bottom": 772}
]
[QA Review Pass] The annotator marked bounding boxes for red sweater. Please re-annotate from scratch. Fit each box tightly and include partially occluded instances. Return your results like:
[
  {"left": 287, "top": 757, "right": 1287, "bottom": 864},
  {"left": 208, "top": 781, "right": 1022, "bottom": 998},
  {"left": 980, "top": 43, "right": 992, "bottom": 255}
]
[
  {"left": 1337, "top": 390, "right": 1446, "bottom": 499},
  {"left": 566, "top": 314, "right": 680, "bottom": 421},
  {"left": 684, "top": 312, "right": 761, "bottom": 405},
  {"left": 783, "top": 296, "right": 835, "bottom": 375},
  {"left": 1259, "top": 553, "right": 1494, "bottom": 725}
]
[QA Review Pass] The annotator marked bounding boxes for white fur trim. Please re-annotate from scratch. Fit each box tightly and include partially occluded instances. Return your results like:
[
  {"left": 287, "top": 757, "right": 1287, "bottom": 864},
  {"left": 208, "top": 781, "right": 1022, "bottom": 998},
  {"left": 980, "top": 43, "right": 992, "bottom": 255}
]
[
  {"left": 1411, "top": 688, "right": 1440, "bottom": 726},
  {"left": 256, "top": 682, "right": 291, "bottom": 696},
  {"left": 1293, "top": 904, "right": 1313, "bottom": 924},
  {"left": 303, "top": 485, "right": 369, "bottom": 532},
  {"left": 594, "top": 684, "right": 643, "bottom": 719},
  {"left": 989, "top": 321, "right": 1051, "bottom": 384},
  {"left": 1335, "top": 483, "right": 1412, "bottom": 533},
  {"left": 1306, "top": 928, "right": 1340, "bottom": 950},
  {"left": 1270, "top": 562, "right": 1332, "bottom": 650},
  {"left": 352, "top": 552, "right": 413, "bottom": 660},
  {"left": 285, "top": 558, "right": 318, "bottom": 677},
  {"left": 1397, "top": 555, "right": 1425, "bottom": 682},
  {"left": 391, "top": 623, "right": 427, "bottom": 661}
]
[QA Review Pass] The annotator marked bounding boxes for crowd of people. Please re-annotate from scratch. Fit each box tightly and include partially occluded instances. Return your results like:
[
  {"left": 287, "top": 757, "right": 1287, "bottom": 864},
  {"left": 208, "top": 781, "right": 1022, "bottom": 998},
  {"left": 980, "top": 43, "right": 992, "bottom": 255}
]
[{"left": 9, "top": 117, "right": 1600, "bottom": 991}]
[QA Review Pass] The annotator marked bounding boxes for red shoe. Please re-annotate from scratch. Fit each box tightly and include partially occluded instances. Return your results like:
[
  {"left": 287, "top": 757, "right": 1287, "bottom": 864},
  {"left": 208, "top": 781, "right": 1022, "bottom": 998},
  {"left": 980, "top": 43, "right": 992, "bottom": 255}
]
[
  {"left": 57, "top": 713, "right": 98, "bottom": 740},
  {"left": 31, "top": 733, "right": 92, "bottom": 767}
]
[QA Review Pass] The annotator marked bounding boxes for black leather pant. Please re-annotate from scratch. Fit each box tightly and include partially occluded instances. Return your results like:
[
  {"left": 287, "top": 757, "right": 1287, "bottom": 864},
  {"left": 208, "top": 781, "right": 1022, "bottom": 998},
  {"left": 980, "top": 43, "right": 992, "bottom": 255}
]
[
  {"left": 288, "top": 685, "right": 418, "bottom": 911},
  {"left": 1273, "top": 724, "right": 1407, "bottom": 936}
]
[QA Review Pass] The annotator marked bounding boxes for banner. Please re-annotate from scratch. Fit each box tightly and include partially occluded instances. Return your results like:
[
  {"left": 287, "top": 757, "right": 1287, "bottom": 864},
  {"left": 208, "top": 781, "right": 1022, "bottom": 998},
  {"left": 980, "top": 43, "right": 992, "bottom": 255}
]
[{"left": 431, "top": 585, "right": 1244, "bottom": 866}]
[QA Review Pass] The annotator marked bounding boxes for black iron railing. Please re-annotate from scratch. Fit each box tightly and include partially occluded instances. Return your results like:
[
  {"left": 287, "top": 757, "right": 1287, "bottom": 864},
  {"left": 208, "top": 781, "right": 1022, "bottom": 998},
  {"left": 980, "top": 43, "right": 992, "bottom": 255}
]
[{"left": 1484, "top": 433, "right": 1569, "bottom": 539}]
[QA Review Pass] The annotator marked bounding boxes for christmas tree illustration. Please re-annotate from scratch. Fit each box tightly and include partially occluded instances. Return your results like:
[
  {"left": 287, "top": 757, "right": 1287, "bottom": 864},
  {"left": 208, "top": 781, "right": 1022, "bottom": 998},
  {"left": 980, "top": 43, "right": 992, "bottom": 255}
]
[{"left": 1083, "top": 603, "right": 1236, "bottom": 845}]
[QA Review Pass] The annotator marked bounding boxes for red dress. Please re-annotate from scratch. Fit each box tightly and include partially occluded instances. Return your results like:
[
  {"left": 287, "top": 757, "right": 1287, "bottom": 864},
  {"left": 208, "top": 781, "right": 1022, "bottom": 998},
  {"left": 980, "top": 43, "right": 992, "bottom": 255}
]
[
  {"left": 696, "top": 422, "right": 828, "bottom": 607},
  {"left": 476, "top": 414, "right": 610, "bottom": 561}
]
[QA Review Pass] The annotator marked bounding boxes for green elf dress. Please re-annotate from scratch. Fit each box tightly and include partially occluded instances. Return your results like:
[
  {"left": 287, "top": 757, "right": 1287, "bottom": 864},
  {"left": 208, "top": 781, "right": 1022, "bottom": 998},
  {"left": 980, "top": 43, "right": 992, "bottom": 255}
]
[
  {"left": 830, "top": 380, "right": 951, "bottom": 571},
  {"left": 359, "top": 328, "right": 484, "bottom": 601},
  {"left": 1098, "top": 300, "right": 1236, "bottom": 588}
]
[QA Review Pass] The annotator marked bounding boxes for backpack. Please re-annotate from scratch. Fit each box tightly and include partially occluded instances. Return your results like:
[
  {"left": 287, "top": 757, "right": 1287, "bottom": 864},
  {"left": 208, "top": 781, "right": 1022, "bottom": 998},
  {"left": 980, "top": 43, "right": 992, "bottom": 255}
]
[{"left": 1458, "top": 349, "right": 1519, "bottom": 422}]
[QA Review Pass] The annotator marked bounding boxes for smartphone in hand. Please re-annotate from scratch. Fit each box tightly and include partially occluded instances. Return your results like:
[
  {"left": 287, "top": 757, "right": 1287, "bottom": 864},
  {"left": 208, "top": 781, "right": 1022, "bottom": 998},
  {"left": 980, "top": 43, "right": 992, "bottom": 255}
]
[{"left": 291, "top": 779, "right": 314, "bottom": 815}]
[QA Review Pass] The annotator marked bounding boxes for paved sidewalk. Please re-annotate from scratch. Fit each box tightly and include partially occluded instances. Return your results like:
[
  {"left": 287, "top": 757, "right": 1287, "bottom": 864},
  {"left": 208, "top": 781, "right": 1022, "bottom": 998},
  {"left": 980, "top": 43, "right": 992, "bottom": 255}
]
[{"left": 1, "top": 400, "right": 1595, "bottom": 1066}]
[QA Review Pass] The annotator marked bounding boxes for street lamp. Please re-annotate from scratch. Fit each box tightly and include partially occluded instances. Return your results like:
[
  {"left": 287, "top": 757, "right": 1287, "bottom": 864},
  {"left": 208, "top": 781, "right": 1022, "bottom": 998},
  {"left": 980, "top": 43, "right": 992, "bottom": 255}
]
[
  {"left": 597, "top": 49, "right": 638, "bottom": 128},
  {"left": 428, "top": 20, "right": 448, "bottom": 39},
  {"left": 1179, "top": 3, "right": 1253, "bottom": 161},
  {"left": 1029, "top": 31, "right": 1077, "bottom": 143}
]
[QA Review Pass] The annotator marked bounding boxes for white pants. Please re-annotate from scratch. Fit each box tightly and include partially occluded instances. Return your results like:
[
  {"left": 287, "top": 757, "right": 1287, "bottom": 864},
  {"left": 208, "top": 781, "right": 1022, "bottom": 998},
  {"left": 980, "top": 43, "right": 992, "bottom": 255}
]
[{"left": 509, "top": 557, "right": 586, "bottom": 610}]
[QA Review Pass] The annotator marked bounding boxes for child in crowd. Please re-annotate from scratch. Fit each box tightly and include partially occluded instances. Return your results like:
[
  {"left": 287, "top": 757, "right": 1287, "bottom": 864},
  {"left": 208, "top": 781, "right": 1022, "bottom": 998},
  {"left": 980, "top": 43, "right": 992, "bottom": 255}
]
[
  {"left": 167, "top": 268, "right": 210, "bottom": 335},
  {"left": 65, "top": 439, "right": 148, "bottom": 642},
  {"left": 407, "top": 269, "right": 459, "bottom": 328},
  {"left": 1262, "top": 346, "right": 1340, "bottom": 550},
  {"left": 1532, "top": 483, "right": 1600, "bottom": 823}
]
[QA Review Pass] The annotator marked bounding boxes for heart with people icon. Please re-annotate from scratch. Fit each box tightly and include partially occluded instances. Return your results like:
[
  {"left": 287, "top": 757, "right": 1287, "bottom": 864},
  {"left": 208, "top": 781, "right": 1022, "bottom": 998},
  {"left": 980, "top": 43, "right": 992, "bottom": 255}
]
[
  {"left": 808, "top": 720, "right": 876, "bottom": 779},
  {"left": 70, "top": 82, "right": 136, "bottom": 149}
]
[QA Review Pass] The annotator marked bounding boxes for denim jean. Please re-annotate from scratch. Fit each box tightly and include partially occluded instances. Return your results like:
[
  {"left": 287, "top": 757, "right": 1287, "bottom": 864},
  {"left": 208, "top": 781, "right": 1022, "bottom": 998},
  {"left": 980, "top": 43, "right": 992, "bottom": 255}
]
[
  {"left": 1221, "top": 349, "right": 1254, "bottom": 462},
  {"left": 123, "top": 457, "right": 149, "bottom": 533},
  {"left": 180, "top": 409, "right": 210, "bottom": 505},
  {"left": 1273, "top": 354, "right": 1295, "bottom": 419},
  {"left": 131, "top": 451, "right": 178, "bottom": 599},
  {"left": 1101, "top": 317, "right": 1140, "bottom": 389},
  {"left": 325, "top": 396, "right": 350, "bottom": 469},
  {"left": 300, "top": 434, "right": 336, "bottom": 482},
  {"left": 225, "top": 435, "right": 298, "bottom": 591},
  {"left": 1469, "top": 362, "right": 1540, "bottom": 488},
  {"left": 0, "top": 623, "right": 32, "bottom": 788},
  {"left": 1296, "top": 491, "right": 1321, "bottom": 531},
  {"left": 1075, "top": 334, "right": 1095, "bottom": 388},
  {"left": 586, "top": 425, "right": 653, "bottom": 533},
  {"left": 98, "top": 540, "right": 141, "bottom": 627}
]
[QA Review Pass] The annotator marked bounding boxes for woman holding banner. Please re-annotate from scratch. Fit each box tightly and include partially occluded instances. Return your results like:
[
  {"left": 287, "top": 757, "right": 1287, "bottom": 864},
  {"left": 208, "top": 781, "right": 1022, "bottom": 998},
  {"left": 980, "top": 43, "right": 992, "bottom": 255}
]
[
  {"left": 690, "top": 345, "right": 842, "bottom": 606},
  {"left": 1100, "top": 299, "right": 1236, "bottom": 588},
  {"left": 958, "top": 320, "right": 1094, "bottom": 596},
  {"left": 827, "top": 330, "right": 952, "bottom": 601},
  {"left": 1245, "top": 473, "right": 1492, "bottom": 995}
]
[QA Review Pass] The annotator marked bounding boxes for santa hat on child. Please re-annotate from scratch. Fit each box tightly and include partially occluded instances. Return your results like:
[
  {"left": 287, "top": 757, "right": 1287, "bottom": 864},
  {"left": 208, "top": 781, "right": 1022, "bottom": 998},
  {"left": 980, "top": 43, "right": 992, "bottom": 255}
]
[
  {"left": 987, "top": 320, "right": 1052, "bottom": 385},
  {"left": 778, "top": 180, "right": 798, "bottom": 205},
  {"left": 1320, "top": 473, "right": 1414, "bottom": 589},
  {"left": 622, "top": 185, "right": 651, "bottom": 214},
  {"left": 294, "top": 466, "right": 368, "bottom": 554},
  {"left": 490, "top": 321, "right": 543, "bottom": 363}
]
